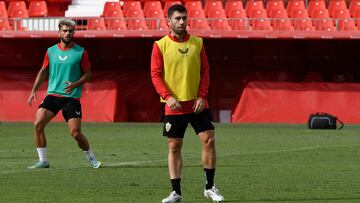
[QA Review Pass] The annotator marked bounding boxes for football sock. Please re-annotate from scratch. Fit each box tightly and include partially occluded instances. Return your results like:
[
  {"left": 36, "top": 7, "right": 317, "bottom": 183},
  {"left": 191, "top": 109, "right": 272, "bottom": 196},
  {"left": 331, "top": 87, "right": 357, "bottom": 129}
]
[
  {"left": 171, "top": 178, "right": 181, "bottom": 196},
  {"left": 204, "top": 168, "right": 215, "bottom": 190},
  {"left": 84, "top": 148, "right": 96, "bottom": 161},
  {"left": 37, "top": 147, "right": 48, "bottom": 162}
]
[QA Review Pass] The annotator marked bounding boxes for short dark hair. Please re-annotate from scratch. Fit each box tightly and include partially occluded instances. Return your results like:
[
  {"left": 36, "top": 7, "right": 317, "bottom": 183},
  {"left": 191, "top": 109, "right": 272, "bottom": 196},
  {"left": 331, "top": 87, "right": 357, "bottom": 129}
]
[{"left": 168, "top": 4, "right": 187, "bottom": 18}]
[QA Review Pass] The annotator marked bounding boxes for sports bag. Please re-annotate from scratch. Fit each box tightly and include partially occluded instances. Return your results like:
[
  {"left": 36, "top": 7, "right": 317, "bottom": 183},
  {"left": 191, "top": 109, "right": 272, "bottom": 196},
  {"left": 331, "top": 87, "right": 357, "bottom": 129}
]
[{"left": 307, "top": 113, "right": 344, "bottom": 130}]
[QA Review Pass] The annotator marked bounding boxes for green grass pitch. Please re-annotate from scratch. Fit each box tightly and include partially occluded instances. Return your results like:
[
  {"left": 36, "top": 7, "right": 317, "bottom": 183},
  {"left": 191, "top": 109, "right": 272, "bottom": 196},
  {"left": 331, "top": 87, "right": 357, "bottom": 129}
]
[{"left": 0, "top": 122, "right": 360, "bottom": 202}]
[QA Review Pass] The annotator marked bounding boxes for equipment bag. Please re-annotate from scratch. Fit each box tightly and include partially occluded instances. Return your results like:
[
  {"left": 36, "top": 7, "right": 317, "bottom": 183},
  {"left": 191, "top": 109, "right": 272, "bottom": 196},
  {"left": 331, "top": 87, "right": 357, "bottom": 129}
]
[{"left": 307, "top": 113, "right": 344, "bottom": 130}]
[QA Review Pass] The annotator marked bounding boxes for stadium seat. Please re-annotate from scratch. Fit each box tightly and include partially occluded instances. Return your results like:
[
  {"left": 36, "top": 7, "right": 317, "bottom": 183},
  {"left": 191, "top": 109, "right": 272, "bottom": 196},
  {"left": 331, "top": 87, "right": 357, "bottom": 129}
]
[
  {"left": 350, "top": 0, "right": 360, "bottom": 17},
  {"left": 28, "top": 1, "right": 48, "bottom": 17},
  {"left": 266, "top": 0, "right": 285, "bottom": 17},
  {"left": 332, "top": 9, "right": 357, "bottom": 31},
  {"left": 87, "top": 18, "right": 107, "bottom": 30},
  {"left": 287, "top": 0, "right": 305, "bottom": 17},
  {"left": 143, "top": 1, "right": 162, "bottom": 17},
  {"left": 123, "top": 1, "right": 142, "bottom": 17},
  {"left": 354, "top": 9, "right": 360, "bottom": 27},
  {"left": 102, "top": 3, "right": 126, "bottom": 30},
  {"left": 328, "top": 0, "right": 347, "bottom": 17},
  {"left": 225, "top": 0, "right": 243, "bottom": 17},
  {"left": 311, "top": 9, "right": 334, "bottom": 31},
  {"left": 102, "top": 1, "right": 122, "bottom": 17},
  {"left": 125, "top": 9, "right": 148, "bottom": 30},
  {"left": 164, "top": 0, "right": 182, "bottom": 16},
  {"left": 11, "top": 8, "right": 28, "bottom": 30},
  {"left": 204, "top": 0, "right": 223, "bottom": 17},
  {"left": 252, "top": 18, "right": 273, "bottom": 30},
  {"left": 8, "top": 0, "right": 26, "bottom": 18},
  {"left": 0, "top": 1, "right": 6, "bottom": 11},
  {"left": 188, "top": 8, "right": 209, "bottom": 30},
  {"left": 245, "top": 0, "right": 265, "bottom": 17},
  {"left": 185, "top": 0, "right": 203, "bottom": 14},
  {"left": 228, "top": 9, "right": 250, "bottom": 30},
  {"left": 308, "top": 0, "right": 326, "bottom": 17},
  {"left": 0, "top": 17, "right": 11, "bottom": 30},
  {"left": 291, "top": 9, "right": 314, "bottom": 30},
  {"left": 208, "top": 9, "right": 231, "bottom": 30},
  {"left": 249, "top": 8, "right": 267, "bottom": 26},
  {"left": 270, "top": 9, "right": 293, "bottom": 31},
  {"left": 145, "top": 9, "right": 168, "bottom": 30}
]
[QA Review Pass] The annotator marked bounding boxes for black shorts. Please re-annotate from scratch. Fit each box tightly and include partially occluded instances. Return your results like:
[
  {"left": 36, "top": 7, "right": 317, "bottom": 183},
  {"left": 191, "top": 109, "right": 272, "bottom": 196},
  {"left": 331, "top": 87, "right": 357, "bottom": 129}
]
[
  {"left": 163, "top": 109, "right": 215, "bottom": 138},
  {"left": 39, "top": 95, "right": 82, "bottom": 122}
]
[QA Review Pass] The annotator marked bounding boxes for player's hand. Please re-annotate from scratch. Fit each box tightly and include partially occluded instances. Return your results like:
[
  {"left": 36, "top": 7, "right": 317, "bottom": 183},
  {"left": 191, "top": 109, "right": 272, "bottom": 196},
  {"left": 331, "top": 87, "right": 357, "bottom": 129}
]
[
  {"left": 64, "top": 81, "right": 75, "bottom": 94},
  {"left": 166, "top": 96, "right": 182, "bottom": 111},
  {"left": 193, "top": 97, "right": 205, "bottom": 114},
  {"left": 27, "top": 92, "right": 37, "bottom": 106}
]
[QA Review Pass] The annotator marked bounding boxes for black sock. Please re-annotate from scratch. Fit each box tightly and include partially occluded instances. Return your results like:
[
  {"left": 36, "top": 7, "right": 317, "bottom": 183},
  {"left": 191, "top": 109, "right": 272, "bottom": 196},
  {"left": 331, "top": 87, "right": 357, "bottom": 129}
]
[
  {"left": 204, "top": 168, "right": 215, "bottom": 190},
  {"left": 171, "top": 178, "right": 181, "bottom": 196}
]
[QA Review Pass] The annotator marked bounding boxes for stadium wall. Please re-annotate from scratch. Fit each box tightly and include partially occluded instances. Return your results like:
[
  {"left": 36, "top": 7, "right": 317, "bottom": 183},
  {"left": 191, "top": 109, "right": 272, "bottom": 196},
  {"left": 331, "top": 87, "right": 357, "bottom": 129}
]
[{"left": 0, "top": 36, "right": 359, "bottom": 123}]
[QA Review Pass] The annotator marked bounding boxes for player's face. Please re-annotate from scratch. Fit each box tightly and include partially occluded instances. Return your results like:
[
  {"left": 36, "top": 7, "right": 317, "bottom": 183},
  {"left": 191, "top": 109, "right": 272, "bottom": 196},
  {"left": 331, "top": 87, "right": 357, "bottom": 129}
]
[
  {"left": 168, "top": 11, "right": 187, "bottom": 35},
  {"left": 59, "top": 25, "right": 75, "bottom": 44}
]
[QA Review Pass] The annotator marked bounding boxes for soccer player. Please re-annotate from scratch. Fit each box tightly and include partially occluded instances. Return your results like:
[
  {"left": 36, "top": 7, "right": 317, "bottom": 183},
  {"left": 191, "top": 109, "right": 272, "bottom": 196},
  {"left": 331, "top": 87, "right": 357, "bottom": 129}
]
[
  {"left": 151, "top": 4, "right": 224, "bottom": 203},
  {"left": 27, "top": 19, "right": 102, "bottom": 169}
]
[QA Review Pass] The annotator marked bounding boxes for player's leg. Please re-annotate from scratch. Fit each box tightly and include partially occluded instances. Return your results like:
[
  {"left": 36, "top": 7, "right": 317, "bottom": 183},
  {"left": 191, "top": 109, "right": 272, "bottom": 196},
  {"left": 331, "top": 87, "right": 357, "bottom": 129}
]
[
  {"left": 191, "top": 109, "right": 224, "bottom": 202},
  {"left": 162, "top": 115, "right": 188, "bottom": 203},
  {"left": 63, "top": 98, "right": 101, "bottom": 168},
  {"left": 28, "top": 96, "right": 58, "bottom": 169}
]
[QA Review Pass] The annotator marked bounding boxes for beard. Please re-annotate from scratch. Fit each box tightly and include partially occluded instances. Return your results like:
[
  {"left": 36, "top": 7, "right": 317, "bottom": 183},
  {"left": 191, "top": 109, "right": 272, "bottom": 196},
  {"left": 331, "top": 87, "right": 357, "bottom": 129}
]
[{"left": 61, "top": 37, "right": 72, "bottom": 44}]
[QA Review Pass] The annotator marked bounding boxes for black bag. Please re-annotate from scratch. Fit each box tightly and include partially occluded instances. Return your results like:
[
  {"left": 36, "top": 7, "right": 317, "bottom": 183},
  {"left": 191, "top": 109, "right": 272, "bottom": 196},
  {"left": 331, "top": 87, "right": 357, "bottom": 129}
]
[{"left": 307, "top": 113, "right": 344, "bottom": 130}]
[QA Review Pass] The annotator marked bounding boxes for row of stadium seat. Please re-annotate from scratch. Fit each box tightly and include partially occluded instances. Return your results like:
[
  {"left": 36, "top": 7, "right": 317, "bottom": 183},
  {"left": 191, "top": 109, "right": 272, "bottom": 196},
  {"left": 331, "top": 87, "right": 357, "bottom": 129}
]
[
  {"left": 1, "top": 0, "right": 360, "bottom": 31},
  {"left": 93, "top": 0, "right": 360, "bottom": 31}
]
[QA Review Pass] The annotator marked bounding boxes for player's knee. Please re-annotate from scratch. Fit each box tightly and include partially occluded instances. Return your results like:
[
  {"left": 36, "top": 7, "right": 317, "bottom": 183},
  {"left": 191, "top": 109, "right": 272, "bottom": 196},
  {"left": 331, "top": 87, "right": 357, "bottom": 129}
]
[
  {"left": 168, "top": 141, "right": 181, "bottom": 153},
  {"left": 70, "top": 129, "right": 82, "bottom": 139},
  {"left": 203, "top": 135, "right": 215, "bottom": 147},
  {"left": 34, "top": 121, "right": 45, "bottom": 132}
]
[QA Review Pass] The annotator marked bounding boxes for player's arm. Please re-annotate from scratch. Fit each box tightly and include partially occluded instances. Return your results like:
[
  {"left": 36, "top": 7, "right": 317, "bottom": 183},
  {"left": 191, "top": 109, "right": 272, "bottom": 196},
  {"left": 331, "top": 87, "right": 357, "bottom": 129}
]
[
  {"left": 64, "top": 51, "right": 92, "bottom": 94},
  {"left": 27, "top": 52, "right": 49, "bottom": 106},
  {"left": 193, "top": 45, "right": 210, "bottom": 113},
  {"left": 151, "top": 42, "right": 181, "bottom": 111}
]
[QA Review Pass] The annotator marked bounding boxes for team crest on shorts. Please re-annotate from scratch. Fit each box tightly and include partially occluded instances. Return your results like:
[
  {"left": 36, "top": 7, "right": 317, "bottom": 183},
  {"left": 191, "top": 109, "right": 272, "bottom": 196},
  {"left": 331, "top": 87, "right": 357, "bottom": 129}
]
[{"left": 165, "top": 122, "right": 172, "bottom": 132}]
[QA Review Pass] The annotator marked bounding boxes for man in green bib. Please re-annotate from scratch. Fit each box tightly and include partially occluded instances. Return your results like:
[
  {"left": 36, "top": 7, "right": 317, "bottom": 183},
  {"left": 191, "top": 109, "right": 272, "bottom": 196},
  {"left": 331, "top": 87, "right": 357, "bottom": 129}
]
[{"left": 27, "top": 19, "right": 102, "bottom": 169}]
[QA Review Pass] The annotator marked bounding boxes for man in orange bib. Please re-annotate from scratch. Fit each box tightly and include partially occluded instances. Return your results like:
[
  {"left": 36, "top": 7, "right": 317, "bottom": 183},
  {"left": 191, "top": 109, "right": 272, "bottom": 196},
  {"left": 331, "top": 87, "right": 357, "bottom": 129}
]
[{"left": 151, "top": 4, "right": 224, "bottom": 203}]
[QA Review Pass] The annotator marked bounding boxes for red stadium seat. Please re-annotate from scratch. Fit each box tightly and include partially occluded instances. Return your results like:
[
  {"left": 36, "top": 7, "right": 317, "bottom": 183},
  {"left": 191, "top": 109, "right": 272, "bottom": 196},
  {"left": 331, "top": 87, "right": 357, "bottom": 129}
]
[
  {"left": 208, "top": 9, "right": 231, "bottom": 30},
  {"left": 308, "top": 0, "right": 326, "bottom": 17},
  {"left": 354, "top": 9, "right": 360, "bottom": 27},
  {"left": 291, "top": 9, "right": 314, "bottom": 30},
  {"left": 188, "top": 9, "right": 209, "bottom": 30},
  {"left": 332, "top": 9, "right": 357, "bottom": 31},
  {"left": 252, "top": 18, "right": 273, "bottom": 30},
  {"left": 287, "top": 0, "right": 305, "bottom": 17},
  {"left": 328, "top": 0, "right": 347, "bottom": 17},
  {"left": 28, "top": 1, "right": 47, "bottom": 17},
  {"left": 145, "top": 9, "right": 168, "bottom": 30},
  {"left": 204, "top": 0, "right": 223, "bottom": 17},
  {"left": 102, "top": 1, "right": 122, "bottom": 17},
  {"left": 125, "top": 9, "right": 148, "bottom": 30},
  {"left": 143, "top": 1, "right": 162, "bottom": 17},
  {"left": 350, "top": 0, "right": 360, "bottom": 17},
  {"left": 246, "top": 0, "right": 264, "bottom": 16},
  {"left": 164, "top": 0, "right": 182, "bottom": 16},
  {"left": 88, "top": 18, "right": 107, "bottom": 30},
  {"left": 0, "top": 1, "right": 6, "bottom": 12},
  {"left": 0, "top": 18, "right": 11, "bottom": 30},
  {"left": 228, "top": 9, "right": 250, "bottom": 30},
  {"left": 11, "top": 8, "right": 28, "bottom": 30},
  {"left": 266, "top": 0, "right": 285, "bottom": 17},
  {"left": 8, "top": 0, "right": 26, "bottom": 17},
  {"left": 270, "top": 9, "right": 293, "bottom": 31},
  {"left": 185, "top": 1, "right": 202, "bottom": 11},
  {"left": 249, "top": 8, "right": 267, "bottom": 26},
  {"left": 225, "top": 0, "right": 243, "bottom": 17},
  {"left": 123, "top": 1, "right": 142, "bottom": 17}
]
